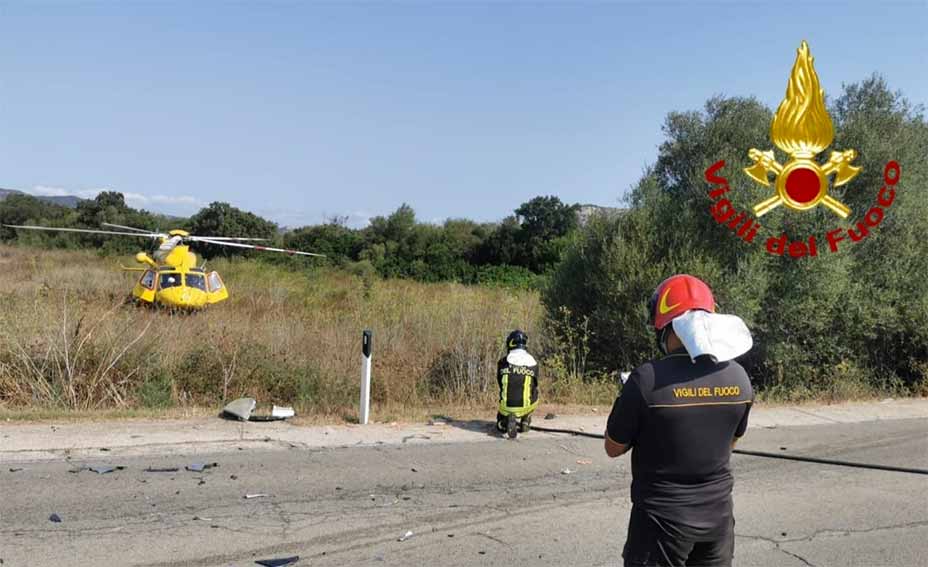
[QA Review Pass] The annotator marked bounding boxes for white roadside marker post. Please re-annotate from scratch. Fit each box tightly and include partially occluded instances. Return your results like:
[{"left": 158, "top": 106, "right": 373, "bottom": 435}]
[{"left": 360, "top": 330, "right": 373, "bottom": 425}]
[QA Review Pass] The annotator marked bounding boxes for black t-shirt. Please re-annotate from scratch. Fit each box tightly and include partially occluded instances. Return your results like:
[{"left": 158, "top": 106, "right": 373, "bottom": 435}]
[{"left": 606, "top": 350, "right": 753, "bottom": 540}]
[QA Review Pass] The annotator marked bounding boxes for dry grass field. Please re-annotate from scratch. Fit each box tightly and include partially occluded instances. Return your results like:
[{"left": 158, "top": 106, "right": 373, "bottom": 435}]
[{"left": 0, "top": 245, "right": 615, "bottom": 419}]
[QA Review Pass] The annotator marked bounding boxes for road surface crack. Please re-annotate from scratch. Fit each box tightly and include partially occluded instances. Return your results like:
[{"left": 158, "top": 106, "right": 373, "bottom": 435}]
[{"left": 778, "top": 547, "right": 817, "bottom": 567}]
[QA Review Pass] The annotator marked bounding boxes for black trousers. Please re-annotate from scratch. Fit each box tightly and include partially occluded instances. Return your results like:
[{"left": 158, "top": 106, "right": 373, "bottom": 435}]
[{"left": 622, "top": 506, "right": 734, "bottom": 567}]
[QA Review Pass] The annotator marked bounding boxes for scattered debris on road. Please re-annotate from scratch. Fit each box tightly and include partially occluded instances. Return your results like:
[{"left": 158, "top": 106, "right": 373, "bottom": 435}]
[
  {"left": 69, "top": 465, "right": 126, "bottom": 474},
  {"left": 222, "top": 398, "right": 257, "bottom": 421},
  {"left": 561, "top": 468, "right": 572, "bottom": 475},
  {"left": 222, "top": 398, "right": 296, "bottom": 422},
  {"left": 144, "top": 466, "right": 180, "bottom": 473},
  {"left": 186, "top": 462, "right": 218, "bottom": 472},
  {"left": 398, "top": 530, "right": 414, "bottom": 542},
  {"left": 244, "top": 493, "right": 270, "bottom": 499},
  {"left": 48, "top": 513, "right": 62, "bottom": 523},
  {"left": 576, "top": 459, "right": 592, "bottom": 465},
  {"left": 90, "top": 465, "right": 125, "bottom": 474},
  {"left": 544, "top": 413, "right": 556, "bottom": 420},
  {"left": 255, "top": 556, "right": 300, "bottom": 566},
  {"left": 9, "top": 467, "right": 23, "bottom": 473}
]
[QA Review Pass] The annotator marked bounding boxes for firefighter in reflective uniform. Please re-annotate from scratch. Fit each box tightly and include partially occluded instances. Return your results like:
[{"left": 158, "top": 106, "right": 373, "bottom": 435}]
[{"left": 496, "top": 330, "right": 539, "bottom": 439}]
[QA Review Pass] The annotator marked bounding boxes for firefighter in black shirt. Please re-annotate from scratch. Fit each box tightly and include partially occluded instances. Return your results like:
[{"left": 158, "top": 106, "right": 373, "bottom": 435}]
[
  {"left": 605, "top": 274, "right": 754, "bottom": 567},
  {"left": 496, "top": 329, "right": 539, "bottom": 439}
]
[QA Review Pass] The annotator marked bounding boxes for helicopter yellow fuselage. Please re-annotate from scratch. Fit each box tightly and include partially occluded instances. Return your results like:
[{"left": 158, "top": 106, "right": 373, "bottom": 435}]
[{"left": 128, "top": 239, "right": 229, "bottom": 310}]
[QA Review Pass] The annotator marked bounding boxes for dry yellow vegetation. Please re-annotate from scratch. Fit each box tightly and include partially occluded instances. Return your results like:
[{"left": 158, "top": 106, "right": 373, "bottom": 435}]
[{"left": 0, "top": 245, "right": 615, "bottom": 419}]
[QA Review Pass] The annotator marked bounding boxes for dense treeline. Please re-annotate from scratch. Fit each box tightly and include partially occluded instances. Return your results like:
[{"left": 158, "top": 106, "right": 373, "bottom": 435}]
[
  {"left": 546, "top": 76, "right": 928, "bottom": 398},
  {"left": 0, "top": 191, "right": 582, "bottom": 288}
]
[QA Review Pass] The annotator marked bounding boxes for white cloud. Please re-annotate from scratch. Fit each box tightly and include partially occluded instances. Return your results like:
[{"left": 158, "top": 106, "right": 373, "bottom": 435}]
[
  {"left": 121, "top": 192, "right": 203, "bottom": 208},
  {"left": 33, "top": 185, "right": 101, "bottom": 199},
  {"left": 28, "top": 186, "right": 203, "bottom": 210}
]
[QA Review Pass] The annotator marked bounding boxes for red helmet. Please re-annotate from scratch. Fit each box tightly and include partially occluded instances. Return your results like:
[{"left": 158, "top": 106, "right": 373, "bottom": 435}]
[{"left": 647, "top": 274, "right": 715, "bottom": 330}]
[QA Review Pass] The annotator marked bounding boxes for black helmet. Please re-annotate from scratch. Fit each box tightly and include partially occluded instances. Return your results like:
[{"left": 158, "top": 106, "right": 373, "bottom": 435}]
[{"left": 506, "top": 329, "right": 528, "bottom": 351}]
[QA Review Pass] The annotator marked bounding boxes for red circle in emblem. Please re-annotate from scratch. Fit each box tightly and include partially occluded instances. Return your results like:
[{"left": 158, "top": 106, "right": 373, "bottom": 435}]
[{"left": 784, "top": 167, "right": 821, "bottom": 204}]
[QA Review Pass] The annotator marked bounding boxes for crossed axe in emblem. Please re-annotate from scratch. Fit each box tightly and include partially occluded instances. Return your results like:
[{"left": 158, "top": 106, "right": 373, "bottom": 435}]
[{"left": 744, "top": 148, "right": 861, "bottom": 218}]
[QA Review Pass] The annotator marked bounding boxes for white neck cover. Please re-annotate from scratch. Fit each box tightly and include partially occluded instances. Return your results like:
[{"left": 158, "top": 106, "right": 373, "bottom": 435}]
[
  {"left": 506, "top": 349, "right": 537, "bottom": 366},
  {"left": 671, "top": 310, "right": 753, "bottom": 363}
]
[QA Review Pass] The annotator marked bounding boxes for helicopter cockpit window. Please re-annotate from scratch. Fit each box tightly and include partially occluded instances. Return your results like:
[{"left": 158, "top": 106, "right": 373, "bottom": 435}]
[
  {"left": 208, "top": 272, "right": 223, "bottom": 292},
  {"left": 139, "top": 270, "right": 155, "bottom": 290},
  {"left": 185, "top": 274, "right": 206, "bottom": 291},
  {"left": 159, "top": 273, "right": 181, "bottom": 289}
]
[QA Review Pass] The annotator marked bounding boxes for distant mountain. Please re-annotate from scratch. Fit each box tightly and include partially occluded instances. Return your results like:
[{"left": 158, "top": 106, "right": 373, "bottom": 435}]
[
  {"left": 0, "top": 188, "right": 83, "bottom": 208},
  {"left": 576, "top": 204, "right": 626, "bottom": 225}
]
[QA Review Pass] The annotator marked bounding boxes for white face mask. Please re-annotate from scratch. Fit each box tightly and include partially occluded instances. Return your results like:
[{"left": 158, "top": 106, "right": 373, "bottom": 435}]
[{"left": 671, "top": 310, "right": 753, "bottom": 363}]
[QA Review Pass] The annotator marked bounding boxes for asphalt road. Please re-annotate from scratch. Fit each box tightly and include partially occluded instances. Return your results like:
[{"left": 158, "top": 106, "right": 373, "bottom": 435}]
[{"left": 2, "top": 418, "right": 927, "bottom": 567}]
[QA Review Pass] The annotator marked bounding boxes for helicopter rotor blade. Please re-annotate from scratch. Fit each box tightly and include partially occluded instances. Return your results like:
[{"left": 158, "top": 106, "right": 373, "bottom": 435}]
[
  {"left": 3, "top": 225, "right": 163, "bottom": 239},
  {"left": 187, "top": 236, "right": 269, "bottom": 241},
  {"left": 101, "top": 222, "right": 155, "bottom": 234},
  {"left": 193, "top": 237, "right": 325, "bottom": 257}
]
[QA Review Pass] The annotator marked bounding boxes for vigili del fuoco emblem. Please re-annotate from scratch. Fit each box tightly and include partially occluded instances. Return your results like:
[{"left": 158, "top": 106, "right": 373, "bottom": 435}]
[{"left": 743, "top": 41, "right": 861, "bottom": 219}]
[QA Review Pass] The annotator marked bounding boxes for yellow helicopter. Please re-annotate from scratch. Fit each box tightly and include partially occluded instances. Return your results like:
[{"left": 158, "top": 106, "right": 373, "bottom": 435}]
[{"left": 4, "top": 222, "right": 324, "bottom": 310}]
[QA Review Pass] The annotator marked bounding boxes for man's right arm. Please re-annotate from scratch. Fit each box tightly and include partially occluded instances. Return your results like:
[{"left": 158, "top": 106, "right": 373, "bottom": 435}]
[{"left": 604, "top": 373, "right": 644, "bottom": 458}]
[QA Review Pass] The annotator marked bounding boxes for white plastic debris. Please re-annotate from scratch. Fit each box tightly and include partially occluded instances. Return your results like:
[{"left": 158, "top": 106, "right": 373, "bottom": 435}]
[
  {"left": 272, "top": 405, "right": 295, "bottom": 419},
  {"left": 223, "top": 398, "right": 257, "bottom": 421},
  {"left": 244, "top": 493, "right": 270, "bottom": 499},
  {"left": 398, "top": 530, "right": 414, "bottom": 542}
]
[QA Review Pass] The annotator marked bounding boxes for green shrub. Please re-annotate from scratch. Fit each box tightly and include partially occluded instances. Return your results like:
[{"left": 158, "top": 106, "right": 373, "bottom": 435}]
[{"left": 545, "top": 78, "right": 928, "bottom": 400}]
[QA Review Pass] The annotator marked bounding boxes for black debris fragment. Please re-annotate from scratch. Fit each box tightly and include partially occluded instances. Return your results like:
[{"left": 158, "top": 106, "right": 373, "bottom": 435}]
[
  {"left": 186, "top": 463, "right": 218, "bottom": 472},
  {"left": 145, "top": 467, "right": 180, "bottom": 473},
  {"left": 90, "top": 465, "right": 125, "bottom": 474},
  {"left": 544, "top": 413, "right": 556, "bottom": 420},
  {"left": 9, "top": 467, "right": 23, "bottom": 473},
  {"left": 49, "top": 513, "right": 62, "bottom": 523},
  {"left": 255, "top": 556, "right": 300, "bottom": 566}
]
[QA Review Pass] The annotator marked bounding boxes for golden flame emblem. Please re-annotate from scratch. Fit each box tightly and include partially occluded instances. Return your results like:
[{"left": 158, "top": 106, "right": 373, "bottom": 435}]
[{"left": 744, "top": 41, "right": 861, "bottom": 218}]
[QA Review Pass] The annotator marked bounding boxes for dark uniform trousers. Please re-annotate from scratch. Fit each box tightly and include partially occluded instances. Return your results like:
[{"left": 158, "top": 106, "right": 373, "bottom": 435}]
[{"left": 623, "top": 506, "right": 734, "bottom": 567}]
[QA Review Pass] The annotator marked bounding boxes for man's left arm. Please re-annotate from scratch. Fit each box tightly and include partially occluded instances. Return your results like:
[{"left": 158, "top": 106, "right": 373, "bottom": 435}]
[{"left": 732, "top": 387, "right": 754, "bottom": 447}]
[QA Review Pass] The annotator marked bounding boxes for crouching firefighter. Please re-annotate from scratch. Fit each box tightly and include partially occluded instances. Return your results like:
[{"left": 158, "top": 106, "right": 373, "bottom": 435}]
[
  {"left": 605, "top": 274, "right": 755, "bottom": 567},
  {"left": 496, "top": 330, "right": 539, "bottom": 439}
]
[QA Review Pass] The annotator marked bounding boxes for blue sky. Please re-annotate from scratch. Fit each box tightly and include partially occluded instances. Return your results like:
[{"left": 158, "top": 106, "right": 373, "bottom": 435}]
[{"left": 1, "top": 2, "right": 925, "bottom": 228}]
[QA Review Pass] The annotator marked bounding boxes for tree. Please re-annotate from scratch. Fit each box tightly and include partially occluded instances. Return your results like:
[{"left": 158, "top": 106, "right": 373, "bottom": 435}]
[
  {"left": 0, "top": 194, "right": 74, "bottom": 242},
  {"left": 545, "top": 79, "right": 928, "bottom": 396},
  {"left": 187, "top": 202, "right": 278, "bottom": 257},
  {"left": 283, "top": 222, "right": 363, "bottom": 266},
  {"left": 514, "top": 196, "right": 579, "bottom": 272}
]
